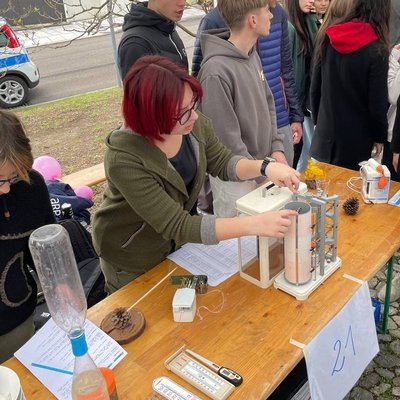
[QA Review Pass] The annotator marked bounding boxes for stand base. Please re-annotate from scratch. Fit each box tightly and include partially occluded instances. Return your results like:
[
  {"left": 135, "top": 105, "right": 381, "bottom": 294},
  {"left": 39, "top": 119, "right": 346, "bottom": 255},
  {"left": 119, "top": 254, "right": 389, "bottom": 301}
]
[{"left": 273, "top": 258, "right": 342, "bottom": 300}]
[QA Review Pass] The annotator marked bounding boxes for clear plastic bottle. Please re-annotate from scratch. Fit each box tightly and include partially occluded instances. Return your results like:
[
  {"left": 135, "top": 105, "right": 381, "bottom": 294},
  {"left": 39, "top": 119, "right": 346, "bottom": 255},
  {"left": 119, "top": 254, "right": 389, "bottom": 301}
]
[
  {"left": 29, "top": 224, "right": 87, "bottom": 333},
  {"left": 29, "top": 224, "right": 109, "bottom": 400}
]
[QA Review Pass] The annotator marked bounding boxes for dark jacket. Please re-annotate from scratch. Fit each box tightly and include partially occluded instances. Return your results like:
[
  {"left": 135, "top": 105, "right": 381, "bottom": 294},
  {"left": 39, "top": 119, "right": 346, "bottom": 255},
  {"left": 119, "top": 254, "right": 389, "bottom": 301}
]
[
  {"left": 258, "top": 4, "right": 303, "bottom": 128},
  {"left": 191, "top": 7, "right": 226, "bottom": 77},
  {"left": 310, "top": 22, "right": 389, "bottom": 171},
  {"left": 46, "top": 180, "right": 93, "bottom": 225},
  {"left": 118, "top": 1, "right": 188, "bottom": 79},
  {"left": 192, "top": 6, "right": 303, "bottom": 128},
  {"left": 0, "top": 170, "right": 54, "bottom": 335},
  {"left": 287, "top": 13, "right": 319, "bottom": 115}
]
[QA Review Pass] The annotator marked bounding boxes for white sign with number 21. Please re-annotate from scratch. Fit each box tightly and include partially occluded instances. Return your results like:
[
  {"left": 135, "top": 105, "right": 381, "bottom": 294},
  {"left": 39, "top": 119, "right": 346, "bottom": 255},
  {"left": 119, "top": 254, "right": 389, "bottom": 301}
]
[{"left": 303, "top": 282, "right": 379, "bottom": 400}]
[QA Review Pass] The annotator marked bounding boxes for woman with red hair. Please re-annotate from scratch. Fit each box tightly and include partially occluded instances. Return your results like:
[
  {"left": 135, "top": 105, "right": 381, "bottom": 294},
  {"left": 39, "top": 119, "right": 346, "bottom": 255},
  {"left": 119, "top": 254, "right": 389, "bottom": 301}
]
[{"left": 92, "top": 55, "right": 300, "bottom": 293}]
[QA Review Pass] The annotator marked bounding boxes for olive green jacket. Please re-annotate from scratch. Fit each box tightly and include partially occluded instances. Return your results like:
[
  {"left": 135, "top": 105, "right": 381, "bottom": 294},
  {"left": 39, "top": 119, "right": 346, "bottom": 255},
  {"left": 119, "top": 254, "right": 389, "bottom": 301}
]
[{"left": 92, "top": 113, "right": 242, "bottom": 276}]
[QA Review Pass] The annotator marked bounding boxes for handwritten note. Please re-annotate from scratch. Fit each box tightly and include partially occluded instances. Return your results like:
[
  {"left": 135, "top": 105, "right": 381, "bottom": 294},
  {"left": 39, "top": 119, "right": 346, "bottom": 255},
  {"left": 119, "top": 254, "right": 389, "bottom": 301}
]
[
  {"left": 303, "top": 282, "right": 378, "bottom": 400},
  {"left": 15, "top": 318, "right": 127, "bottom": 400}
]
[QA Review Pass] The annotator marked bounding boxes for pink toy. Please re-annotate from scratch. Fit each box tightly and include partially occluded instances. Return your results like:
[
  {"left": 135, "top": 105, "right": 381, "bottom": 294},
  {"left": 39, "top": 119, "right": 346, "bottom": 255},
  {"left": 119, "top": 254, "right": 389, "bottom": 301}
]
[
  {"left": 32, "top": 156, "right": 62, "bottom": 180},
  {"left": 74, "top": 185, "right": 94, "bottom": 199}
]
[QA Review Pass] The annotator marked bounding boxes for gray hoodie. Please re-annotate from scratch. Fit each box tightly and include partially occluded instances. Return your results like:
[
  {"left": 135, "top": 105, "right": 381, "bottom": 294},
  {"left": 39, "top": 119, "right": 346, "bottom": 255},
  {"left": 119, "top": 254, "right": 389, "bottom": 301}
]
[{"left": 198, "top": 29, "right": 284, "bottom": 161}]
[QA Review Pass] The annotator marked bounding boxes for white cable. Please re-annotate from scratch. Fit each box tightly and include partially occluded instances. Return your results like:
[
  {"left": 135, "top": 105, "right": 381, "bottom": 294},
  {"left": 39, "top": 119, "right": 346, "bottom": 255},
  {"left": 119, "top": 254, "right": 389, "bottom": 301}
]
[
  {"left": 196, "top": 289, "right": 225, "bottom": 320},
  {"left": 347, "top": 177, "right": 362, "bottom": 194}
]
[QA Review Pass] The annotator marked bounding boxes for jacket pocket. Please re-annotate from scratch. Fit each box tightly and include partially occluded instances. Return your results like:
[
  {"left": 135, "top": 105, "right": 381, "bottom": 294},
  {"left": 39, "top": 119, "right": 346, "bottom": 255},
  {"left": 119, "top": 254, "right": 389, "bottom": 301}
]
[{"left": 121, "top": 223, "right": 146, "bottom": 249}]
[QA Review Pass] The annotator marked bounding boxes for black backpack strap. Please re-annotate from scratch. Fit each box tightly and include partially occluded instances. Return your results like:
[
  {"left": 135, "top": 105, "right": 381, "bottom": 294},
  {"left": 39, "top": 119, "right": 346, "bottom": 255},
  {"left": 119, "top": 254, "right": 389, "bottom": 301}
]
[
  {"left": 78, "top": 258, "right": 107, "bottom": 308},
  {"left": 59, "top": 219, "right": 97, "bottom": 263}
]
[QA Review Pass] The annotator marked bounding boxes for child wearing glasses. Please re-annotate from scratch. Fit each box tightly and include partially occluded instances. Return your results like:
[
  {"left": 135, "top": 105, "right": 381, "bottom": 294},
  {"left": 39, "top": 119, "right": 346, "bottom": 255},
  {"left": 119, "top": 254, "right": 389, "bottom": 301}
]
[
  {"left": 0, "top": 110, "right": 54, "bottom": 363},
  {"left": 92, "top": 55, "right": 300, "bottom": 293}
]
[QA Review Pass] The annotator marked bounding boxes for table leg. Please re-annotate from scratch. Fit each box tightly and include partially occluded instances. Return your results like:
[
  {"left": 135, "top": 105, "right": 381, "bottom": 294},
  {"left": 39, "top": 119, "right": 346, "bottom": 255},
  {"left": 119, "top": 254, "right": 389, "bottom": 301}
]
[{"left": 377, "top": 256, "right": 394, "bottom": 334}]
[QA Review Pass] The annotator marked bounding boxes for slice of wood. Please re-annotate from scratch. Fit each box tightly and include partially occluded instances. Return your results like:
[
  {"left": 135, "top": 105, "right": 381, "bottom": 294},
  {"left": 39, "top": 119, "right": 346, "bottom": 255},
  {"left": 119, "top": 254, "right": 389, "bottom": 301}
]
[{"left": 100, "top": 307, "right": 146, "bottom": 344}]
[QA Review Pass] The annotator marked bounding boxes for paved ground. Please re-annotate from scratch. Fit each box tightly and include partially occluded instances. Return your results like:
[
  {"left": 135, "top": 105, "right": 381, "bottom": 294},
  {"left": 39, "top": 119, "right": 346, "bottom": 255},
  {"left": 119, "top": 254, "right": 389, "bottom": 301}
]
[
  {"left": 17, "top": 7, "right": 203, "bottom": 105},
  {"left": 344, "top": 252, "right": 400, "bottom": 400}
]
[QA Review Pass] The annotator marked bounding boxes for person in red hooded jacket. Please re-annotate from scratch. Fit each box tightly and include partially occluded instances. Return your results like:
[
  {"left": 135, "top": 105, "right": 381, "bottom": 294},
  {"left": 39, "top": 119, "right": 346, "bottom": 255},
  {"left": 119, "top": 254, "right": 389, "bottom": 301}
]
[{"left": 310, "top": 0, "right": 390, "bottom": 171}]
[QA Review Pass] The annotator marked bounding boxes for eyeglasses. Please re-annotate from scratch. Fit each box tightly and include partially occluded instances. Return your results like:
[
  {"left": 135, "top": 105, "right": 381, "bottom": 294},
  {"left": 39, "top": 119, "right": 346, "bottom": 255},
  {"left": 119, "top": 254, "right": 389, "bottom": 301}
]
[
  {"left": 176, "top": 100, "right": 199, "bottom": 126},
  {"left": 0, "top": 175, "right": 21, "bottom": 187}
]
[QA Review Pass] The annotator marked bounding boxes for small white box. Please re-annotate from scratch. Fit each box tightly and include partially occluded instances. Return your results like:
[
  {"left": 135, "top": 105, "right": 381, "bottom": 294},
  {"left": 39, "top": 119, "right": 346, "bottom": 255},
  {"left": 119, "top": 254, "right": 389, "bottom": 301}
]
[
  {"left": 172, "top": 288, "right": 196, "bottom": 322},
  {"left": 361, "top": 164, "right": 390, "bottom": 203}
]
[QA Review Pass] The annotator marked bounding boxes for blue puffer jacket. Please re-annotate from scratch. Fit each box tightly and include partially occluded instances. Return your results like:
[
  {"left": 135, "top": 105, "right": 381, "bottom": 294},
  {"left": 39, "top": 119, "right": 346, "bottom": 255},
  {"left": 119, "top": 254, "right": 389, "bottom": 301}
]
[
  {"left": 258, "top": 5, "right": 303, "bottom": 128},
  {"left": 191, "top": 7, "right": 225, "bottom": 77},
  {"left": 192, "top": 6, "right": 303, "bottom": 128}
]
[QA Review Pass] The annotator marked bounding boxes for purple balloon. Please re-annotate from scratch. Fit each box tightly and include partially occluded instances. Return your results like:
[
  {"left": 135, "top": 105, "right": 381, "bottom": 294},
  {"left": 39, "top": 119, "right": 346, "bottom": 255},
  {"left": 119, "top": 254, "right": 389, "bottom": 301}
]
[
  {"left": 74, "top": 185, "right": 94, "bottom": 199},
  {"left": 33, "top": 156, "right": 61, "bottom": 180}
]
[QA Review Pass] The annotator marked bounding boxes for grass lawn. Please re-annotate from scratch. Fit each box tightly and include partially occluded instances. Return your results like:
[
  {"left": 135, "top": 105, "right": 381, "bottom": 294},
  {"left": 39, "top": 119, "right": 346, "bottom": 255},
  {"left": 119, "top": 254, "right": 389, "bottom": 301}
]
[
  {"left": 16, "top": 87, "right": 123, "bottom": 211},
  {"left": 17, "top": 86, "right": 123, "bottom": 175}
]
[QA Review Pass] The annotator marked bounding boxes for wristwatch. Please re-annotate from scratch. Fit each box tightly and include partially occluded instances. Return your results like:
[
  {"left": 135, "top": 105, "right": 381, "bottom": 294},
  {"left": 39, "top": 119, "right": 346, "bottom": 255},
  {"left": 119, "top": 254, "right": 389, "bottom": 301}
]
[{"left": 260, "top": 157, "right": 276, "bottom": 177}]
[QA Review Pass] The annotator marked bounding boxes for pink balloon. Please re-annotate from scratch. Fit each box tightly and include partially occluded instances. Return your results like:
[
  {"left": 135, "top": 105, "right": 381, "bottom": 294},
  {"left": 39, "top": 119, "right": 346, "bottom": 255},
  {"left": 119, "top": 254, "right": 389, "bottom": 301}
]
[
  {"left": 32, "top": 156, "right": 61, "bottom": 180},
  {"left": 74, "top": 185, "right": 94, "bottom": 199}
]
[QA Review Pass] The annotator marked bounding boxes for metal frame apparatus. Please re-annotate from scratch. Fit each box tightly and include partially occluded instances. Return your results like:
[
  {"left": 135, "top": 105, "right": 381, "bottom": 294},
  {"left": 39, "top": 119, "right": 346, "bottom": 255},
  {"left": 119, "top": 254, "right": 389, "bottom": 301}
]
[
  {"left": 274, "top": 193, "right": 342, "bottom": 300},
  {"left": 297, "top": 193, "right": 339, "bottom": 275}
]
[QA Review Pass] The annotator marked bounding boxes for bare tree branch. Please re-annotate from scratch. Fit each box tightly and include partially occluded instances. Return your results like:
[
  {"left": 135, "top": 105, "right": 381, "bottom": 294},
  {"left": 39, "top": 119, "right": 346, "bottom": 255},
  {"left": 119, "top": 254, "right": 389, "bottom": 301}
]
[{"left": 3, "top": 0, "right": 212, "bottom": 48}]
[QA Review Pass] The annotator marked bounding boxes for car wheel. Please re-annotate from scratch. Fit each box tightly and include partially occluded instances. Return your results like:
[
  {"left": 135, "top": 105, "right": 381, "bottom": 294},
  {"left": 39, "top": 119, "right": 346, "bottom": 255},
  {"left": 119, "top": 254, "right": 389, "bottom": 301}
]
[{"left": 0, "top": 75, "right": 29, "bottom": 108}]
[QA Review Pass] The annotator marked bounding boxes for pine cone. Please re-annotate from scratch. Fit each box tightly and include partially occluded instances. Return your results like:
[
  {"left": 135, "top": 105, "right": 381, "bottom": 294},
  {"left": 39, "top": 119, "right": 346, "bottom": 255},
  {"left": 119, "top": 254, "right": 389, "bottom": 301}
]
[
  {"left": 111, "top": 307, "right": 133, "bottom": 329},
  {"left": 343, "top": 197, "right": 359, "bottom": 215}
]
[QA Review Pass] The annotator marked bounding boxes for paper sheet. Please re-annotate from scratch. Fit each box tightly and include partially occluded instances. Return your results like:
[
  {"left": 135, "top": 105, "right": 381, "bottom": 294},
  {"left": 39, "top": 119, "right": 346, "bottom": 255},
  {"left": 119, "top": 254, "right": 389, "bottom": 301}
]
[
  {"left": 14, "top": 318, "right": 127, "bottom": 400},
  {"left": 167, "top": 237, "right": 257, "bottom": 286}
]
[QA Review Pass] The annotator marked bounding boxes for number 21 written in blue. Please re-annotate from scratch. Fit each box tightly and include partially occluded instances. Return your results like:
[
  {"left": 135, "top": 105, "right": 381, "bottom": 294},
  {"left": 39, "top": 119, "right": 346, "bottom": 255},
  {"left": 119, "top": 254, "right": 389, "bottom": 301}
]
[{"left": 331, "top": 325, "right": 356, "bottom": 376}]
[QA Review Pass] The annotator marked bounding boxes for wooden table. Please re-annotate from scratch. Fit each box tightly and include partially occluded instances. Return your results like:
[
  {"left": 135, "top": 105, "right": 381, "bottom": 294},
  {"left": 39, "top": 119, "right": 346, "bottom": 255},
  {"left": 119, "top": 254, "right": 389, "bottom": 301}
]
[{"left": 4, "top": 164, "right": 400, "bottom": 399}]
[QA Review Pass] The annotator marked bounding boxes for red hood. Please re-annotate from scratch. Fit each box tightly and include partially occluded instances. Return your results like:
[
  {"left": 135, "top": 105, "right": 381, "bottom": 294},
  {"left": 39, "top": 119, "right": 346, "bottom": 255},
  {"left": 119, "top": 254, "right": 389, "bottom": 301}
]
[{"left": 326, "top": 21, "right": 378, "bottom": 54}]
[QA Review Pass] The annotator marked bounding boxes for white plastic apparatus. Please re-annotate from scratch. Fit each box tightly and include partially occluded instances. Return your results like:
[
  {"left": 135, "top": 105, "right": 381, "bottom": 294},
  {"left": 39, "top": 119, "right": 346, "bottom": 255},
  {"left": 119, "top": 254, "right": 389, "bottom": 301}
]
[
  {"left": 236, "top": 183, "right": 342, "bottom": 300},
  {"left": 360, "top": 158, "right": 391, "bottom": 204},
  {"left": 172, "top": 288, "right": 196, "bottom": 322},
  {"left": 235, "top": 182, "right": 307, "bottom": 289}
]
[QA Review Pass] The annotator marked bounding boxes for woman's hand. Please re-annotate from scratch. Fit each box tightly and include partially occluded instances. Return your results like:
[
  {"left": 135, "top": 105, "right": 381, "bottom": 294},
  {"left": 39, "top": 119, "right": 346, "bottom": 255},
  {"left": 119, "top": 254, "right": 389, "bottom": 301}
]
[
  {"left": 371, "top": 143, "right": 383, "bottom": 159},
  {"left": 215, "top": 209, "right": 298, "bottom": 241},
  {"left": 393, "top": 153, "right": 399, "bottom": 171},
  {"left": 265, "top": 162, "right": 300, "bottom": 193},
  {"left": 250, "top": 209, "right": 298, "bottom": 238},
  {"left": 291, "top": 122, "right": 303, "bottom": 144}
]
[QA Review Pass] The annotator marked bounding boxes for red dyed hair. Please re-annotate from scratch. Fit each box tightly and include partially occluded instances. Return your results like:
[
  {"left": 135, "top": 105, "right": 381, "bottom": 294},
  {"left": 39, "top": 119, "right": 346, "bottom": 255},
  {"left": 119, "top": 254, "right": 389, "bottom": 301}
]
[{"left": 122, "top": 55, "right": 203, "bottom": 143}]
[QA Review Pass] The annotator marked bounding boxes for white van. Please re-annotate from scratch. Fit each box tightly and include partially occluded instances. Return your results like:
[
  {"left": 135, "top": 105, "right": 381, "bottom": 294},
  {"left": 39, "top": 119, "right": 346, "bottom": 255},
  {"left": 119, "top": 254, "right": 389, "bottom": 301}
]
[{"left": 0, "top": 17, "right": 39, "bottom": 108}]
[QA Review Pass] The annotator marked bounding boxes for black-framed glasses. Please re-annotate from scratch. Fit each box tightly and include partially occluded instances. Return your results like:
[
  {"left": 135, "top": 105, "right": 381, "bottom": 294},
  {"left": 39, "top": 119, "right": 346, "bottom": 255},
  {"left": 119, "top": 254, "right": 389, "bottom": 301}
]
[
  {"left": 176, "top": 100, "right": 199, "bottom": 125},
  {"left": 0, "top": 175, "right": 21, "bottom": 187}
]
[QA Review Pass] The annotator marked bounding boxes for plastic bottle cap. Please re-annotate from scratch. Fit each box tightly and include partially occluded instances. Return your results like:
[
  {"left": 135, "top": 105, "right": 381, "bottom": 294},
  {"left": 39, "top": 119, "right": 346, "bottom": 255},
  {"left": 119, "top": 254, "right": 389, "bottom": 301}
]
[
  {"left": 99, "top": 367, "right": 116, "bottom": 394},
  {"left": 70, "top": 331, "right": 88, "bottom": 357}
]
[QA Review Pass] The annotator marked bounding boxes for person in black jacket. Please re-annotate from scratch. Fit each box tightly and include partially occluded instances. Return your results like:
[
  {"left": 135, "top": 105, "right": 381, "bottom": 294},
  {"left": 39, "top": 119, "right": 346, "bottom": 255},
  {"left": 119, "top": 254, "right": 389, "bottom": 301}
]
[
  {"left": 391, "top": 94, "right": 400, "bottom": 176},
  {"left": 0, "top": 110, "right": 55, "bottom": 363},
  {"left": 118, "top": 0, "right": 188, "bottom": 80},
  {"left": 310, "top": 0, "right": 390, "bottom": 171}
]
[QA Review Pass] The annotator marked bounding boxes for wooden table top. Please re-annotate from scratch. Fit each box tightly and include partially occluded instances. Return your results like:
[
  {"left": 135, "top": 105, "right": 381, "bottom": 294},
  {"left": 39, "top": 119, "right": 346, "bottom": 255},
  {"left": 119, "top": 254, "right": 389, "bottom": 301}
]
[{"left": 4, "top": 164, "right": 400, "bottom": 400}]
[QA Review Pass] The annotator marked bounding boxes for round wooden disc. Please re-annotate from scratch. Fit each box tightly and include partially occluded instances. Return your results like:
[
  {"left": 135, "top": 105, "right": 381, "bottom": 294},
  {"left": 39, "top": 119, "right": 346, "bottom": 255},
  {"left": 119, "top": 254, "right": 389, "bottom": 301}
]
[{"left": 100, "top": 307, "right": 146, "bottom": 344}]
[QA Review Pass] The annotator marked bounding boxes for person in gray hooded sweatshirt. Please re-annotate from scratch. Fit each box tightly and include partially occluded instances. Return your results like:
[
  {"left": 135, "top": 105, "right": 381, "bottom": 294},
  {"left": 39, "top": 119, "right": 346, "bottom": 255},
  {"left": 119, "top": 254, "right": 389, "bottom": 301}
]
[{"left": 197, "top": 0, "right": 287, "bottom": 217}]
